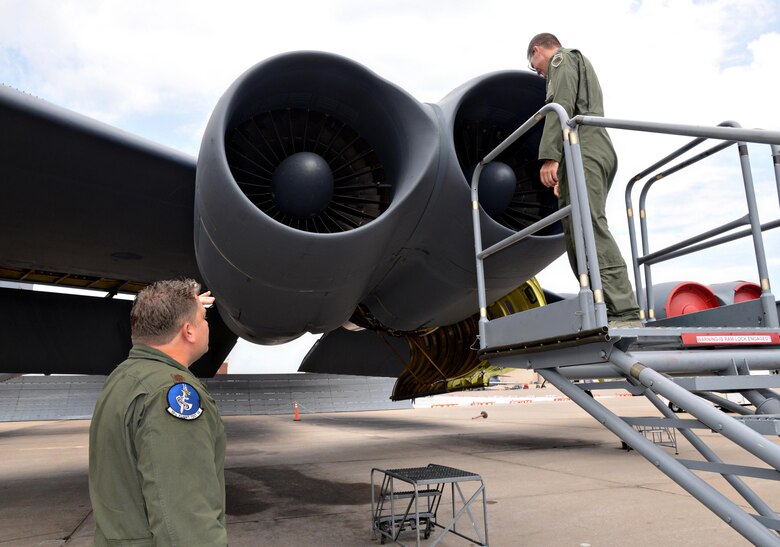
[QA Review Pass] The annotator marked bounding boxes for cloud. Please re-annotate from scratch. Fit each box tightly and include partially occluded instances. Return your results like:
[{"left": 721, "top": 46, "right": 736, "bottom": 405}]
[{"left": 3, "top": 1, "right": 777, "bottom": 135}]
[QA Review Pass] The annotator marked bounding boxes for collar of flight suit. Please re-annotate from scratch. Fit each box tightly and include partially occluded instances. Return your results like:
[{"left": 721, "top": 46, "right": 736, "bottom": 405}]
[{"left": 128, "top": 344, "right": 191, "bottom": 374}]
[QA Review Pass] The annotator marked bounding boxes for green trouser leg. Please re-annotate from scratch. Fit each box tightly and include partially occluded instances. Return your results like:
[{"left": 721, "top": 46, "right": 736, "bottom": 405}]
[{"left": 559, "top": 155, "right": 640, "bottom": 321}]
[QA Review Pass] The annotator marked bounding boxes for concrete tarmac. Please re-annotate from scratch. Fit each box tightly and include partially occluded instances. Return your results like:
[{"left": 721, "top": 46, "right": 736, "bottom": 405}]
[{"left": 1, "top": 395, "right": 777, "bottom": 546}]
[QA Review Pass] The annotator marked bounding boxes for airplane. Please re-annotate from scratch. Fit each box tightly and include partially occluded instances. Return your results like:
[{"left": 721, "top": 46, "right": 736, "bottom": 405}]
[
  {"left": 4, "top": 50, "right": 780, "bottom": 544},
  {"left": 0, "top": 51, "right": 565, "bottom": 400}
]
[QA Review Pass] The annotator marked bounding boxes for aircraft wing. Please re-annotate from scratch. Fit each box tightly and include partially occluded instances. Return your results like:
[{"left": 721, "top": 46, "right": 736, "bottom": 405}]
[
  {"left": 0, "top": 85, "right": 236, "bottom": 375},
  {"left": 0, "top": 84, "right": 199, "bottom": 287}
]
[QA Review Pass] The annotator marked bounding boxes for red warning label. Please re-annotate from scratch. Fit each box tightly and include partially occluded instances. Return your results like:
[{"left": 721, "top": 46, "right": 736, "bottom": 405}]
[{"left": 681, "top": 332, "right": 780, "bottom": 346}]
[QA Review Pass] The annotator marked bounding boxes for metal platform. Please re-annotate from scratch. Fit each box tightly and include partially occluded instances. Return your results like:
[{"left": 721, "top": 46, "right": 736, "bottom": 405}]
[
  {"left": 371, "top": 464, "right": 488, "bottom": 546},
  {"left": 469, "top": 107, "right": 780, "bottom": 544}
]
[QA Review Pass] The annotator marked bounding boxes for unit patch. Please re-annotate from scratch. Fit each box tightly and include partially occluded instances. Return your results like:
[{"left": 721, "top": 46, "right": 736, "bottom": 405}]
[
  {"left": 166, "top": 383, "right": 203, "bottom": 420},
  {"left": 551, "top": 52, "right": 563, "bottom": 68}
]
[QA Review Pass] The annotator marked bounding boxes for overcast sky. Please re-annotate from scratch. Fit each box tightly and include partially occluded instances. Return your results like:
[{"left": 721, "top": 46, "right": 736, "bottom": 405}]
[{"left": 2, "top": 0, "right": 778, "bottom": 373}]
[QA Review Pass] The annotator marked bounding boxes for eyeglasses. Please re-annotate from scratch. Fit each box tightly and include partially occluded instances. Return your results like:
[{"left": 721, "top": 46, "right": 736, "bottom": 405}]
[{"left": 528, "top": 60, "right": 537, "bottom": 73}]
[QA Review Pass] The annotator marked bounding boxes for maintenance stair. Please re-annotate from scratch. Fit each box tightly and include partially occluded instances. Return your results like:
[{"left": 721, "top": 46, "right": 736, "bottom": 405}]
[{"left": 469, "top": 105, "right": 780, "bottom": 545}]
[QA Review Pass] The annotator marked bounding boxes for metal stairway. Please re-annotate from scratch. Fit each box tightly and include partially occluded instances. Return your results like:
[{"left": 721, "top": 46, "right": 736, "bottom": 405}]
[{"left": 469, "top": 105, "right": 780, "bottom": 545}]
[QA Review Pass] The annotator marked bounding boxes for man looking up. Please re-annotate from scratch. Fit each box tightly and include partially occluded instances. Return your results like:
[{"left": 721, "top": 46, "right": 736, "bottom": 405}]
[
  {"left": 527, "top": 32, "right": 641, "bottom": 327},
  {"left": 89, "top": 279, "right": 227, "bottom": 546}
]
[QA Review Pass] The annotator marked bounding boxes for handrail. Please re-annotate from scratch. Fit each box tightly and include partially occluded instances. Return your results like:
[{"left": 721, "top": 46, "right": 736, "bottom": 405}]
[
  {"left": 636, "top": 139, "right": 738, "bottom": 308},
  {"left": 603, "top": 115, "right": 780, "bottom": 327},
  {"left": 622, "top": 121, "right": 741, "bottom": 316},
  {"left": 641, "top": 219, "right": 780, "bottom": 267},
  {"left": 471, "top": 110, "right": 780, "bottom": 350},
  {"left": 621, "top": 122, "right": 741, "bottom": 317},
  {"left": 573, "top": 115, "right": 780, "bottom": 145},
  {"left": 639, "top": 128, "right": 741, "bottom": 319},
  {"left": 471, "top": 103, "right": 605, "bottom": 350},
  {"left": 772, "top": 145, "right": 780, "bottom": 207},
  {"left": 478, "top": 205, "right": 571, "bottom": 260},
  {"left": 637, "top": 215, "right": 750, "bottom": 265}
]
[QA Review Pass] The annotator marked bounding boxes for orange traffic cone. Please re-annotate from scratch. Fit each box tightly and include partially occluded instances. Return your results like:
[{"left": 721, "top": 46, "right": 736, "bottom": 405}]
[{"left": 294, "top": 400, "right": 300, "bottom": 421}]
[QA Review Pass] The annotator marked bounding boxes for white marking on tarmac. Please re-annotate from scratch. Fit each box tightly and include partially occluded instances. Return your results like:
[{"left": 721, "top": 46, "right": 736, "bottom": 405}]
[{"left": 415, "top": 392, "right": 628, "bottom": 408}]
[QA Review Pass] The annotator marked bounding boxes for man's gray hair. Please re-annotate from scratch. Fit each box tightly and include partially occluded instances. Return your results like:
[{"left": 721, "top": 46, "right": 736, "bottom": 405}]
[
  {"left": 527, "top": 33, "right": 562, "bottom": 60},
  {"left": 131, "top": 279, "right": 201, "bottom": 346}
]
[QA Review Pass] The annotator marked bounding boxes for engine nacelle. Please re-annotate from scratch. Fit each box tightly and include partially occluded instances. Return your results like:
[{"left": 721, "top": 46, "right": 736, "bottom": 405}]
[
  {"left": 361, "top": 71, "right": 564, "bottom": 330},
  {"left": 195, "top": 52, "right": 439, "bottom": 343}
]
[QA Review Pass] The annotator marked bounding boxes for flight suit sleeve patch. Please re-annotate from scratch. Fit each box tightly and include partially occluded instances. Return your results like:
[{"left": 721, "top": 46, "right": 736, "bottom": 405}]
[
  {"left": 551, "top": 52, "right": 563, "bottom": 68},
  {"left": 166, "top": 382, "right": 204, "bottom": 420}
]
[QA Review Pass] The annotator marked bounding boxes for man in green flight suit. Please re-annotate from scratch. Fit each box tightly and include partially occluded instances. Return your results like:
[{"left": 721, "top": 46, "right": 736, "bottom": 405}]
[
  {"left": 527, "top": 33, "right": 641, "bottom": 326},
  {"left": 89, "top": 279, "right": 227, "bottom": 546}
]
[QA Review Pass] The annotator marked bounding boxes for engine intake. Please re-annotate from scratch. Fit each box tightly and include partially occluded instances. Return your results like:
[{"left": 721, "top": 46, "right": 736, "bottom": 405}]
[
  {"left": 194, "top": 52, "right": 439, "bottom": 344},
  {"left": 452, "top": 72, "right": 558, "bottom": 232},
  {"left": 226, "top": 108, "right": 390, "bottom": 233}
]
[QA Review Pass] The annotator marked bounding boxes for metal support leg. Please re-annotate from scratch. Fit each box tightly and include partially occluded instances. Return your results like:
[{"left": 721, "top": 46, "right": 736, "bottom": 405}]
[
  {"left": 538, "top": 367, "right": 780, "bottom": 546},
  {"left": 609, "top": 351, "right": 780, "bottom": 470},
  {"left": 642, "top": 388, "right": 779, "bottom": 521}
]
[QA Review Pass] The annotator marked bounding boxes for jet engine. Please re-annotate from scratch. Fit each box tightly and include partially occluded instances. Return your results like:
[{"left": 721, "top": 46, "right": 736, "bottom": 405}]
[
  {"left": 195, "top": 52, "right": 565, "bottom": 346},
  {"left": 195, "top": 52, "right": 440, "bottom": 344},
  {"left": 359, "top": 70, "right": 563, "bottom": 330}
]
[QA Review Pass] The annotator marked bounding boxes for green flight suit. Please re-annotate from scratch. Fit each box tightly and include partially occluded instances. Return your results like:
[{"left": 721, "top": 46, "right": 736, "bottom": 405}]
[
  {"left": 89, "top": 345, "right": 227, "bottom": 546},
  {"left": 539, "top": 47, "right": 640, "bottom": 320}
]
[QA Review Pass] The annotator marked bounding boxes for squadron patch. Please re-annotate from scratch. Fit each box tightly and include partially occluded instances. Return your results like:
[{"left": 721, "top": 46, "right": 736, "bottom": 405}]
[
  {"left": 551, "top": 52, "right": 563, "bottom": 68},
  {"left": 166, "top": 383, "right": 203, "bottom": 420}
]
